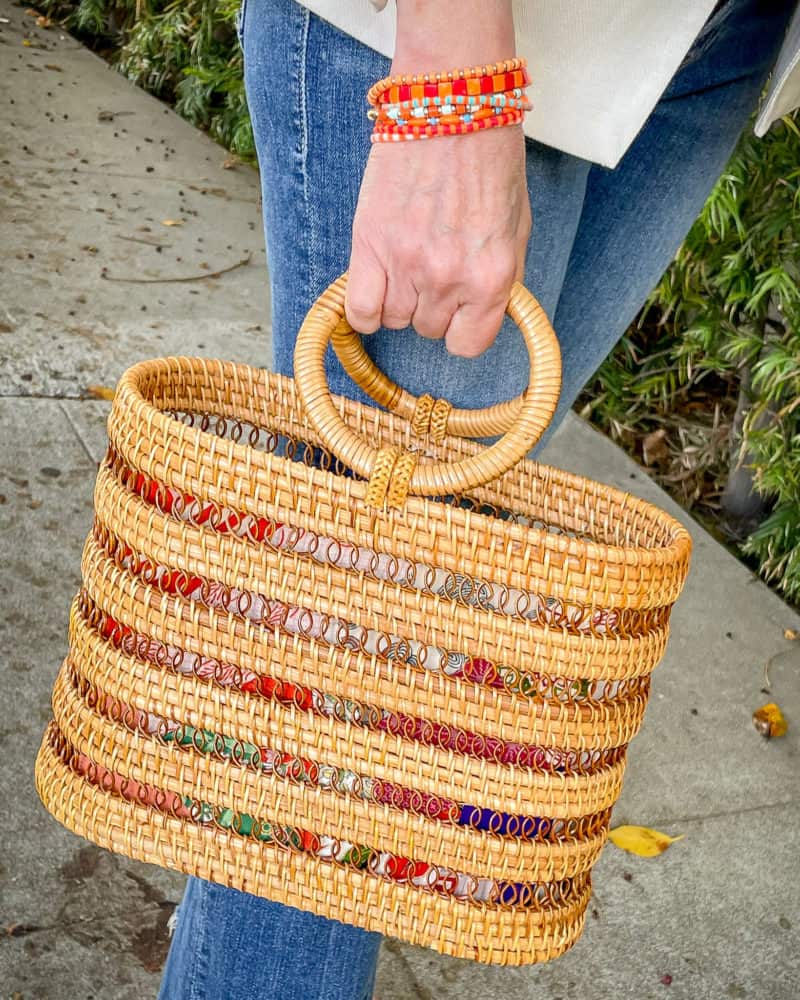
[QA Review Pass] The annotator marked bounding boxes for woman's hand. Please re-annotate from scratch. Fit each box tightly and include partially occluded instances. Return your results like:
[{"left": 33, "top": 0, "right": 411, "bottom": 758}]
[{"left": 345, "top": 0, "right": 529, "bottom": 358}]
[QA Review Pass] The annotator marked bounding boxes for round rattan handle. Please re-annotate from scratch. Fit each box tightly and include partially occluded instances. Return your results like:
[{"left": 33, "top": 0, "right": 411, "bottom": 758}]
[
  {"left": 329, "top": 309, "right": 525, "bottom": 438},
  {"left": 293, "top": 273, "right": 561, "bottom": 499}
]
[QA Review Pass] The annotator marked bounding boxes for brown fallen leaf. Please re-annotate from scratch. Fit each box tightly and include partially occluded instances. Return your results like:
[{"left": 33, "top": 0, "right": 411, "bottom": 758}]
[
  {"left": 784, "top": 628, "right": 799, "bottom": 641},
  {"left": 642, "top": 428, "right": 669, "bottom": 466},
  {"left": 85, "top": 384, "right": 116, "bottom": 401},
  {"left": 608, "top": 825, "right": 684, "bottom": 857},
  {"left": 752, "top": 702, "right": 788, "bottom": 739},
  {"left": 161, "top": 219, "right": 184, "bottom": 227}
]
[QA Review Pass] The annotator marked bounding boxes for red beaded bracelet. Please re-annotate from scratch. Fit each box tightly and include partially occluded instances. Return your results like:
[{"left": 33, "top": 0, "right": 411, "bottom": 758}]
[
  {"left": 367, "top": 57, "right": 528, "bottom": 106},
  {"left": 376, "top": 69, "right": 530, "bottom": 106}
]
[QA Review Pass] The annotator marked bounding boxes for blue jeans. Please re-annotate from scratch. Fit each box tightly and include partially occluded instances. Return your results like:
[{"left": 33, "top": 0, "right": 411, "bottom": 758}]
[{"left": 158, "top": 1, "right": 793, "bottom": 997}]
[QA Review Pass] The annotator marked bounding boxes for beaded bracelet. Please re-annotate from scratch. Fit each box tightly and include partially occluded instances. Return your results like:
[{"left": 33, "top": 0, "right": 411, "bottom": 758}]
[
  {"left": 377, "top": 69, "right": 530, "bottom": 106},
  {"left": 379, "top": 88, "right": 530, "bottom": 111},
  {"left": 368, "top": 58, "right": 531, "bottom": 143},
  {"left": 367, "top": 58, "right": 528, "bottom": 106},
  {"left": 373, "top": 106, "right": 521, "bottom": 130},
  {"left": 371, "top": 109, "right": 525, "bottom": 142},
  {"left": 373, "top": 92, "right": 532, "bottom": 126}
]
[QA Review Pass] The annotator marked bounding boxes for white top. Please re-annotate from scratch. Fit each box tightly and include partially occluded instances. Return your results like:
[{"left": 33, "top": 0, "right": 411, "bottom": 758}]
[{"left": 297, "top": 0, "right": 800, "bottom": 167}]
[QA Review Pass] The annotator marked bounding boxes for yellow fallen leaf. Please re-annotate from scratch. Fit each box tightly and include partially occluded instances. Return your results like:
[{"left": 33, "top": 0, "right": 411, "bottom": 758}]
[
  {"left": 161, "top": 219, "right": 184, "bottom": 227},
  {"left": 86, "top": 384, "right": 116, "bottom": 401},
  {"left": 753, "top": 702, "right": 788, "bottom": 739},
  {"left": 608, "top": 825, "right": 684, "bottom": 857},
  {"left": 784, "top": 628, "right": 799, "bottom": 641}
]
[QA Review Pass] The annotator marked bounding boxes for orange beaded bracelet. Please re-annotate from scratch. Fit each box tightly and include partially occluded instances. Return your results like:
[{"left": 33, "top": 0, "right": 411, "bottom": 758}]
[
  {"left": 367, "top": 58, "right": 531, "bottom": 143},
  {"left": 371, "top": 110, "right": 523, "bottom": 142}
]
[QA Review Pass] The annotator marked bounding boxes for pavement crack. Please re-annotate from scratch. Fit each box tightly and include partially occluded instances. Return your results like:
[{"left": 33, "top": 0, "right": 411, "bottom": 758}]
[
  {"left": 382, "top": 939, "right": 436, "bottom": 1000},
  {"left": 59, "top": 400, "right": 99, "bottom": 464},
  {"left": 0, "top": 392, "right": 82, "bottom": 400},
  {"left": 665, "top": 797, "right": 797, "bottom": 827}
]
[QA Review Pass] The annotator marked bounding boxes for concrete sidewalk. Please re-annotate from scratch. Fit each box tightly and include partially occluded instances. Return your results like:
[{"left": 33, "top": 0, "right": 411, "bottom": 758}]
[{"left": 1, "top": 3, "right": 798, "bottom": 998}]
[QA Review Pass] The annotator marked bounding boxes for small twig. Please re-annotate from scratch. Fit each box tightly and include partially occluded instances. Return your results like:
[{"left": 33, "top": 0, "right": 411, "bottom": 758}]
[
  {"left": 116, "top": 235, "right": 172, "bottom": 249},
  {"left": 763, "top": 650, "right": 782, "bottom": 690},
  {"left": 101, "top": 254, "right": 251, "bottom": 284}
]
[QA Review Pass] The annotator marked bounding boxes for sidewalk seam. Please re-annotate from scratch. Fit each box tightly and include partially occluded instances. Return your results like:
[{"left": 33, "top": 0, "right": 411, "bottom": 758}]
[
  {"left": 660, "top": 796, "right": 797, "bottom": 828},
  {"left": 59, "top": 400, "right": 99, "bottom": 465}
]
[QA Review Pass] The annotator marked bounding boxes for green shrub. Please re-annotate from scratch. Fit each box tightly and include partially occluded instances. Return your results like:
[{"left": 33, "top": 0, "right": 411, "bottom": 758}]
[
  {"left": 42, "top": 0, "right": 254, "bottom": 157},
  {"left": 583, "top": 115, "right": 800, "bottom": 601}
]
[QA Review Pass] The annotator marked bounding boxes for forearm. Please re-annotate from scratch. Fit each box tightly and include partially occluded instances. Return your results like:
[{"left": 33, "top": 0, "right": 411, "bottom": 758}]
[
  {"left": 392, "top": 0, "right": 515, "bottom": 74},
  {"left": 347, "top": 0, "right": 528, "bottom": 352}
]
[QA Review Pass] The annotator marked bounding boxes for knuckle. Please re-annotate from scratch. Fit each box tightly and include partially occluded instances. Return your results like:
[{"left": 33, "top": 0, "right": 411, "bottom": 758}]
[
  {"left": 425, "top": 254, "right": 456, "bottom": 290},
  {"left": 471, "top": 253, "right": 508, "bottom": 294},
  {"left": 492, "top": 254, "right": 519, "bottom": 289},
  {"left": 468, "top": 261, "right": 514, "bottom": 300}
]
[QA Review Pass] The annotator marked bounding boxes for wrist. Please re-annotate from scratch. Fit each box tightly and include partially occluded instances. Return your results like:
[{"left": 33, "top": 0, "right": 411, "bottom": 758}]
[{"left": 392, "top": 0, "right": 515, "bottom": 75}]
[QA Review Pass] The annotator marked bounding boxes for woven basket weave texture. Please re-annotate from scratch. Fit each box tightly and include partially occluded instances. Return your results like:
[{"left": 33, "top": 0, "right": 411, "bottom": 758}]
[{"left": 35, "top": 280, "right": 691, "bottom": 965}]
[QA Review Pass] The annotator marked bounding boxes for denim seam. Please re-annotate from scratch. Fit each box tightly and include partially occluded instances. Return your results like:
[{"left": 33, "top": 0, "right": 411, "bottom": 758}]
[
  {"left": 187, "top": 879, "right": 212, "bottom": 1000},
  {"left": 296, "top": 6, "right": 315, "bottom": 311},
  {"left": 235, "top": 0, "right": 247, "bottom": 50}
]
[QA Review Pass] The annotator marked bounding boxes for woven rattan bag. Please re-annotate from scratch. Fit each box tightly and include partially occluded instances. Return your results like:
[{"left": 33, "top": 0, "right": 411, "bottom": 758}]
[{"left": 36, "top": 276, "right": 691, "bottom": 965}]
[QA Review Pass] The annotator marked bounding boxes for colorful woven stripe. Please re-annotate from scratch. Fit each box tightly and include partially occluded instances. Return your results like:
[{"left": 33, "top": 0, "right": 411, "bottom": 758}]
[
  {"left": 93, "top": 511, "right": 622, "bottom": 705},
  {"left": 72, "top": 664, "right": 609, "bottom": 841},
  {"left": 89, "top": 528, "right": 628, "bottom": 776},
  {"left": 81, "top": 590, "right": 625, "bottom": 777},
  {"left": 50, "top": 722, "right": 587, "bottom": 910},
  {"left": 107, "top": 446, "right": 663, "bottom": 645}
]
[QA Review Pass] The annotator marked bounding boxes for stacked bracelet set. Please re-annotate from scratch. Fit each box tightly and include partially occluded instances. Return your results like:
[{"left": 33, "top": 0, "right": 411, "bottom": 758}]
[{"left": 367, "top": 58, "right": 531, "bottom": 142}]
